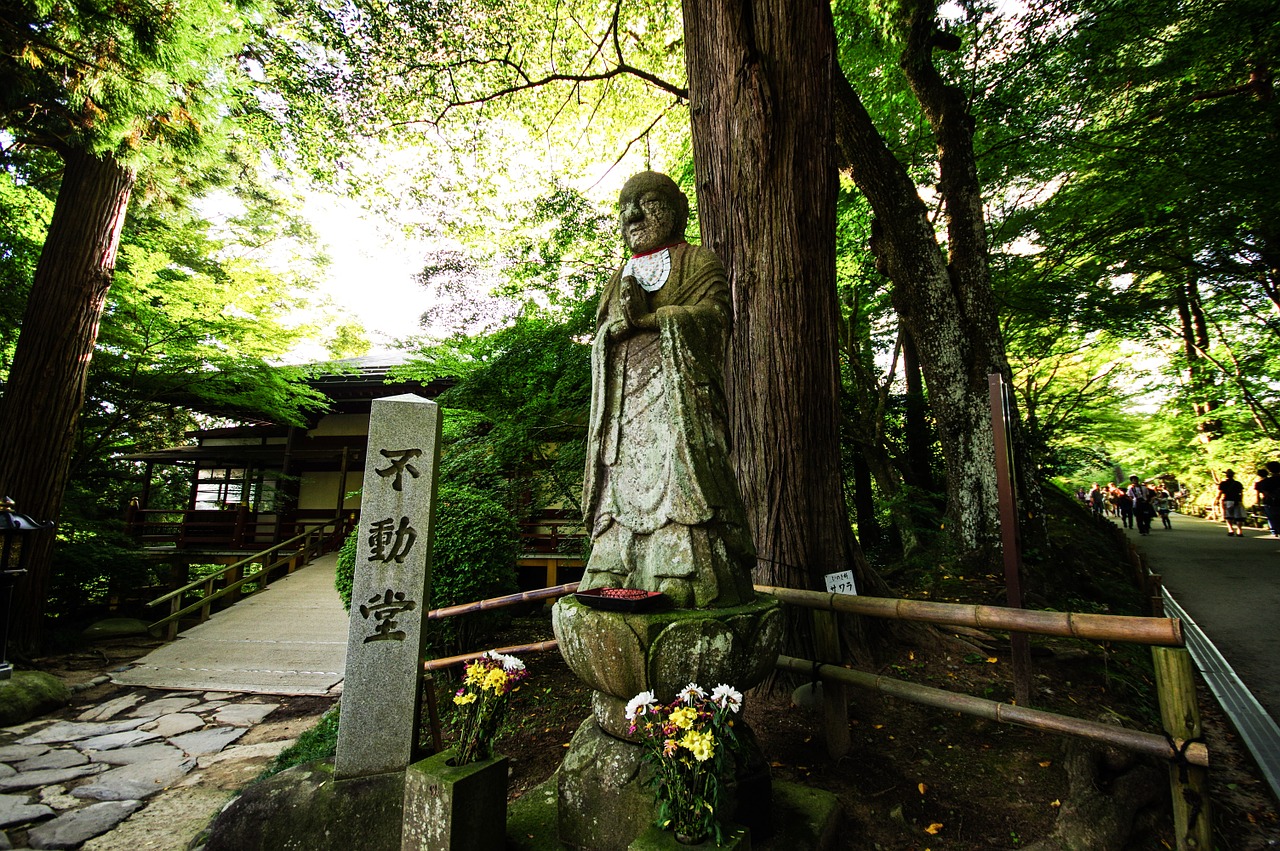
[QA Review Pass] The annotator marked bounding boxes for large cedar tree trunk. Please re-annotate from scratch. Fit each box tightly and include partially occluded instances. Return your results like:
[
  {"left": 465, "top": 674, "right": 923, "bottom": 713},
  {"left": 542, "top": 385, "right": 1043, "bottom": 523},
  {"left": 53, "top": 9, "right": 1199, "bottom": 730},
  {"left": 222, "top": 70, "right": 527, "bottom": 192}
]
[
  {"left": 0, "top": 147, "right": 135, "bottom": 651},
  {"left": 682, "top": 0, "right": 877, "bottom": 659}
]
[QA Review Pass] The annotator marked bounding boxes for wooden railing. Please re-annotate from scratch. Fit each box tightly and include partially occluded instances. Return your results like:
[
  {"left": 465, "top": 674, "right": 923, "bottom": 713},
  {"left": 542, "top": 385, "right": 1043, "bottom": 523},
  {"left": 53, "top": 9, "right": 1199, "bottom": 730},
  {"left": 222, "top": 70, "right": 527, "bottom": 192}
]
[
  {"left": 419, "top": 581, "right": 1210, "bottom": 850},
  {"left": 144, "top": 517, "right": 343, "bottom": 640},
  {"left": 760, "top": 585, "right": 1211, "bottom": 851},
  {"left": 126, "top": 505, "right": 353, "bottom": 550}
]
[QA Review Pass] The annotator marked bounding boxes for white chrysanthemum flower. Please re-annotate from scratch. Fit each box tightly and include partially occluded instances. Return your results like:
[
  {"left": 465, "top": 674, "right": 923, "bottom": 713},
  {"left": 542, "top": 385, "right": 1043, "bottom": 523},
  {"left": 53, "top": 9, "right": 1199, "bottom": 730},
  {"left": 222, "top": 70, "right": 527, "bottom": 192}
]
[
  {"left": 711, "top": 684, "right": 743, "bottom": 713},
  {"left": 678, "top": 683, "right": 707, "bottom": 705},
  {"left": 485, "top": 651, "right": 525, "bottom": 671},
  {"left": 625, "top": 690, "right": 657, "bottom": 721}
]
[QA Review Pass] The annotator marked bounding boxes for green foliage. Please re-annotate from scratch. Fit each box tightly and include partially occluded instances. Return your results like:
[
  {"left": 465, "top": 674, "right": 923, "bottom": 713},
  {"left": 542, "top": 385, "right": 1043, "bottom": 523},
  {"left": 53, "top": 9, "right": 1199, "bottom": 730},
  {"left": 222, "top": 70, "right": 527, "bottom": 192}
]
[
  {"left": 0, "top": 0, "right": 276, "bottom": 187},
  {"left": 47, "top": 529, "right": 161, "bottom": 622},
  {"left": 334, "top": 528, "right": 359, "bottom": 611},
  {"left": 0, "top": 169, "right": 53, "bottom": 373},
  {"left": 429, "top": 484, "right": 521, "bottom": 651},
  {"left": 397, "top": 183, "right": 606, "bottom": 514},
  {"left": 335, "top": 482, "right": 520, "bottom": 653}
]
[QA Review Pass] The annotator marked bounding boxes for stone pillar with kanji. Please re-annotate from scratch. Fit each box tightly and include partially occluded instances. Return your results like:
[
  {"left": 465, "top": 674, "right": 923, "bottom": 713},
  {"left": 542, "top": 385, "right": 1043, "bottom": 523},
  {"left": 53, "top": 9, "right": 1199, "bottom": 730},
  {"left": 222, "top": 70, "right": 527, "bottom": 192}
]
[{"left": 336, "top": 394, "right": 441, "bottom": 780}]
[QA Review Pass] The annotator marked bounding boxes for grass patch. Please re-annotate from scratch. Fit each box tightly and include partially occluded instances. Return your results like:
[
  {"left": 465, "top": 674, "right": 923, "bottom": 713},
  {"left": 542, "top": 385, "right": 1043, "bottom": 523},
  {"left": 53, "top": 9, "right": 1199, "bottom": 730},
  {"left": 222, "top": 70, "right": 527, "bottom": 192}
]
[{"left": 256, "top": 706, "right": 339, "bottom": 782}]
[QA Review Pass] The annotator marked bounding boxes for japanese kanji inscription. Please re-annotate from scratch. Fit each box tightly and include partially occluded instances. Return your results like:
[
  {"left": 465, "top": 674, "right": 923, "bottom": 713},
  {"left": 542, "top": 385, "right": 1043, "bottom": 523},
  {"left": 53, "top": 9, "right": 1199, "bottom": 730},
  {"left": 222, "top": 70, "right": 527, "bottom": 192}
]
[{"left": 336, "top": 394, "right": 441, "bottom": 780}]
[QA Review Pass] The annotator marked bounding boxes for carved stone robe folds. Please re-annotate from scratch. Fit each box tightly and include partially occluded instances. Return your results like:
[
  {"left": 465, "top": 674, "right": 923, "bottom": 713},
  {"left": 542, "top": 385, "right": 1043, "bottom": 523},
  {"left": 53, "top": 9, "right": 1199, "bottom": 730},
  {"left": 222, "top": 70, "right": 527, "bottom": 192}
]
[{"left": 581, "top": 242, "right": 755, "bottom": 608}]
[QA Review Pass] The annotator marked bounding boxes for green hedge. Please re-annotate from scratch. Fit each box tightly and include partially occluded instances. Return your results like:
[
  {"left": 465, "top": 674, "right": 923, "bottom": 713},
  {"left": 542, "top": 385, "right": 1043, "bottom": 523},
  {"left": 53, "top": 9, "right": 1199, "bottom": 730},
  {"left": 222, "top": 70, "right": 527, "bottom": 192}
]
[{"left": 336, "top": 482, "right": 520, "bottom": 653}]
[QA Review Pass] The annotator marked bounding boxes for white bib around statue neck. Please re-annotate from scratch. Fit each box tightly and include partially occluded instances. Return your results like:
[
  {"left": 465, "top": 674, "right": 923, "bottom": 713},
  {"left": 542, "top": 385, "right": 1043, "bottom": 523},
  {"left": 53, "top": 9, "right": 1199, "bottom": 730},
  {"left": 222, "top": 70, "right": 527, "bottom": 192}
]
[{"left": 622, "top": 247, "right": 672, "bottom": 292}]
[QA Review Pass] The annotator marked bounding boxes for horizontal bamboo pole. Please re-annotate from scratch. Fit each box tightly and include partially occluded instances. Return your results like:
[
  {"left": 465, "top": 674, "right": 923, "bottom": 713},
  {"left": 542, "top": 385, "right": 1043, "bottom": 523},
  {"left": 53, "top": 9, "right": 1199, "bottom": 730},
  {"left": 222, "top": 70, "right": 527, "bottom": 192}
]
[
  {"left": 427, "top": 582, "right": 580, "bottom": 621},
  {"left": 776, "top": 655, "right": 1207, "bottom": 767},
  {"left": 756, "top": 585, "right": 1183, "bottom": 647},
  {"left": 423, "top": 640, "right": 561, "bottom": 672}
]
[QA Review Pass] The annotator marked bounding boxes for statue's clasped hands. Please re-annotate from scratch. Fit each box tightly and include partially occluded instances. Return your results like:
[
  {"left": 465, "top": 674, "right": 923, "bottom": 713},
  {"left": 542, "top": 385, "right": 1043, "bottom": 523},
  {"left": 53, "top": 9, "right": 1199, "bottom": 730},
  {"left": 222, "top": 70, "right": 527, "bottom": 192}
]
[{"left": 610, "top": 275, "right": 658, "bottom": 339}]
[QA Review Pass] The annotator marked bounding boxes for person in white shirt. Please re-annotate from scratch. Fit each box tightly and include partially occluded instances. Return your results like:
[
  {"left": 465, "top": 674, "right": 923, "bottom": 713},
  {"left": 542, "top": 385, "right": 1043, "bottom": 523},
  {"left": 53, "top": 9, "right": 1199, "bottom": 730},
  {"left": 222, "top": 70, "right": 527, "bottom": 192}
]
[{"left": 1127, "top": 475, "right": 1155, "bottom": 536}]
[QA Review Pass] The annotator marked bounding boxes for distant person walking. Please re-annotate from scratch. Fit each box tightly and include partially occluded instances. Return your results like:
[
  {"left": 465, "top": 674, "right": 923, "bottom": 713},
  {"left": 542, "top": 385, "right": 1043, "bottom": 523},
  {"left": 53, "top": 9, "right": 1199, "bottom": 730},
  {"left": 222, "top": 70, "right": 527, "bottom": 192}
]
[
  {"left": 1113, "top": 486, "right": 1134, "bottom": 529},
  {"left": 1152, "top": 487, "right": 1173, "bottom": 530},
  {"left": 1255, "top": 461, "right": 1280, "bottom": 538},
  {"left": 1128, "top": 476, "right": 1155, "bottom": 535},
  {"left": 1218, "top": 470, "right": 1247, "bottom": 537},
  {"left": 1088, "top": 483, "right": 1104, "bottom": 516}
]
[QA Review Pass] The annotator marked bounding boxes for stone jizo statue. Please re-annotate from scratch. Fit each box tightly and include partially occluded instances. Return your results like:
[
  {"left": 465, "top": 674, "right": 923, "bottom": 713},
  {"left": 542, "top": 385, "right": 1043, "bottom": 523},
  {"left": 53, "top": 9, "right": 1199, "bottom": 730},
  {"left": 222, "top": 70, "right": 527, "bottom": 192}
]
[{"left": 579, "top": 171, "right": 755, "bottom": 608}]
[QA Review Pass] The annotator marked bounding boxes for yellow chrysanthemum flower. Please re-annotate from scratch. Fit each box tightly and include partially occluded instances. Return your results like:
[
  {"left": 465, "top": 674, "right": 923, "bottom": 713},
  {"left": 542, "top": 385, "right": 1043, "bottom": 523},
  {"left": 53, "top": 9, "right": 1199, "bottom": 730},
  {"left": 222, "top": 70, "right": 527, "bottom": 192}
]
[
  {"left": 454, "top": 692, "right": 477, "bottom": 705},
  {"left": 680, "top": 729, "right": 715, "bottom": 762},
  {"left": 669, "top": 706, "right": 698, "bottom": 730},
  {"left": 483, "top": 668, "right": 508, "bottom": 692}
]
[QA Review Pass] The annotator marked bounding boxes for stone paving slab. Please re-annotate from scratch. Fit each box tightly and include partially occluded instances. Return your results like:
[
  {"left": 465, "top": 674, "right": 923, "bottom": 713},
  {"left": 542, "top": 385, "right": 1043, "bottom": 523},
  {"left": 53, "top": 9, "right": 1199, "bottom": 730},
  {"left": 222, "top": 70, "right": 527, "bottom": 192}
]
[
  {"left": 72, "top": 757, "right": 195, "bottom": 802},
  {"left": 0, "top": 793, "right": 53, "bottom": 828},
  {"left": 139, "top": 713, "right": 203, "bottom": 738},
  {"left": 168, "top": 727, "right": 244, "bottom": 757},
  {"left": 0, "top": 764, "right": 105, "bottom": 792},
  {"left": 77, "top": 696, "right": 143, "bottom": 723},
  {"left": 16, "top": 751, "right": 87, "bottom": 772},
  {"left": 76, "top": 731, "right": 159, "bottom": 753},
  {"left": 85, "top": 744, "right": 185, "bottom": 767},
  {"left": 212, "top": 703, "right": 278, "bottom": 728},
  {"left": 18, "top": 720, "right": 148, "bottom": 747},
  {"left": 0, "top": 745, "right": 48, "bottom": 763},
  {"left": 126, "top": 698, "right": 198, "bottom": 719},
  {"left": 28, "top": 799, "right": 142, "bottom": 849}
]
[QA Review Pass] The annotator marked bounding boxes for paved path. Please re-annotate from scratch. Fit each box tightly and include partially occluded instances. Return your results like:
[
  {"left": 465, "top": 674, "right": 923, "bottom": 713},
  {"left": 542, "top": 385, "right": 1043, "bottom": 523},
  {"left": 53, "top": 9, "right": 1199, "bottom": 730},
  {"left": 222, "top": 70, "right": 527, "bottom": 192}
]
[
  {"left": 1122, "top": 513, "right": 1280, "bottom": 718},
  {"left": 111, "top": 554, "right": 349, "bottom": 696}
]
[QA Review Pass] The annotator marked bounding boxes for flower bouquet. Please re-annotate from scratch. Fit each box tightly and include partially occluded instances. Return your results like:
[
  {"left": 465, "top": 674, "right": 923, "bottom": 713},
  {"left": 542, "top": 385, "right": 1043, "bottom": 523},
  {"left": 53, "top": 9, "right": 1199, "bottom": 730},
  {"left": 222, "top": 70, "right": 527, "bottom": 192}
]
[
  {"left": 452, "top": 651, "right": 527, "bottom": 765},
  {"left": 627, "top": 682, "right": 744, "bottom": 846}
]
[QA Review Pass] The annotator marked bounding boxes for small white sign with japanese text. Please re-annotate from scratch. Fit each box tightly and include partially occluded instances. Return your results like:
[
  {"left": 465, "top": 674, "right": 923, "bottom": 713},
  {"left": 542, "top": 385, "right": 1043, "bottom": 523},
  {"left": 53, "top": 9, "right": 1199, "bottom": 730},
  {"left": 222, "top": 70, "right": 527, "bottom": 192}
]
[{"left": 824, "top": 570, "right": 857, "bottom": 596}]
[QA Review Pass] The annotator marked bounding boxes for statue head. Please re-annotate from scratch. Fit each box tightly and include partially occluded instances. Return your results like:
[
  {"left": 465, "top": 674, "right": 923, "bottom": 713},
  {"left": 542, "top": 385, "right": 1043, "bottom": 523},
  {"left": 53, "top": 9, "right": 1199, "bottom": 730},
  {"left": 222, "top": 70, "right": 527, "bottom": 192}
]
[{"left": 619, "top": 171, "right": 689, "bottom": 254}]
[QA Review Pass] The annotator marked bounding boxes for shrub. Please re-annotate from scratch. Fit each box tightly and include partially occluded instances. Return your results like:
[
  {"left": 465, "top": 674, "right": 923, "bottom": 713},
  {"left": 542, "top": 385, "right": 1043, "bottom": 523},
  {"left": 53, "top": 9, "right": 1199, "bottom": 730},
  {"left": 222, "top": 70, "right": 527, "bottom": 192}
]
[{"left": 335, "top": 482, "right": 520, "bottom": 653}]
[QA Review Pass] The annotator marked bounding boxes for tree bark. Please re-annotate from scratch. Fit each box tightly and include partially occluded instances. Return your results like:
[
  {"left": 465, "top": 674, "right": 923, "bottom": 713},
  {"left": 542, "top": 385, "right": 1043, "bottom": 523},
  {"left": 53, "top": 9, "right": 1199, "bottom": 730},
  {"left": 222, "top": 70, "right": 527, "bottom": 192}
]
[
  {"left": 682, "top": 0, "right": 876, "bottom": 659},
  {"left": 901, "top": 328, "right": 935, "bottom": 494},
  {"left": 1174, "top": 273, "right": 1222, "bottom": 439},
  {"left": 834, "top": 13, "right": 1047, "bottom": 562},
  {"left": 0, "top": 146, "right": 135, "bottom": 651}
]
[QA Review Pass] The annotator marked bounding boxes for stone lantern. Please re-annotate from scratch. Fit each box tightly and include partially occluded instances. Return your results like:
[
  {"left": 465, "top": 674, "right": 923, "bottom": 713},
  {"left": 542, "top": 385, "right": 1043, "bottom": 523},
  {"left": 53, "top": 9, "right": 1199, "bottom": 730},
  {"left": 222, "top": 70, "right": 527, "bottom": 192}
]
[{"left": 0, "top": 497, "right": 54, "bottom": 680}]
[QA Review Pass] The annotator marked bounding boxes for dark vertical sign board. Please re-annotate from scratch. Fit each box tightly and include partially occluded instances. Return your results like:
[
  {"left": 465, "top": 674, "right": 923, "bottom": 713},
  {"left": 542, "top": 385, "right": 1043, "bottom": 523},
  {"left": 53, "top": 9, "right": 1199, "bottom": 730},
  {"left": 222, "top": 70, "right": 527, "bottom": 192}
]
[{"left": 989, "top": 373, "right": 1032, "bottom": 706}]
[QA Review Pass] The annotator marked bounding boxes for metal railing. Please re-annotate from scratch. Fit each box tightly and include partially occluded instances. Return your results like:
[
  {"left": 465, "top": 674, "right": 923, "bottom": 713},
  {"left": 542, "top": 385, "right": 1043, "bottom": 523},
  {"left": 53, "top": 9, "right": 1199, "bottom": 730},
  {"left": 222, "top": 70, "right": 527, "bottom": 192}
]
[{"left": 144, "top": 517, "right": 343, "bottom": 640}]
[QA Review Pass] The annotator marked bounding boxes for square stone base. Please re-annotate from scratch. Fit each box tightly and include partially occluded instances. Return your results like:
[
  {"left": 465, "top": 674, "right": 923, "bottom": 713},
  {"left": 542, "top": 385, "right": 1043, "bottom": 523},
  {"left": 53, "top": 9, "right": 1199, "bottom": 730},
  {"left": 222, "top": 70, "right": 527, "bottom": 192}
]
[{"left": 508, "top": 776, "right": 840, "bottom": 851}]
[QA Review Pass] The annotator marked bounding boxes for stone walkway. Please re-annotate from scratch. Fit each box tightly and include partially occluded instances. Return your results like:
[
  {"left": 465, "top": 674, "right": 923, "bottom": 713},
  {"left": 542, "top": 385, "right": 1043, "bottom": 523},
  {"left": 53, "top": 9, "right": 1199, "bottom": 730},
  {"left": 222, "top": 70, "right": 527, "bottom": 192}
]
[
  {"left": 0, "top": 686, "right": 331, "bottom": 849},
  {"left": 0, "top": 554, "right": 350, "bottom": 848},
  {"left": 110, "top": 554, "right": 348, "bottom": 695}
]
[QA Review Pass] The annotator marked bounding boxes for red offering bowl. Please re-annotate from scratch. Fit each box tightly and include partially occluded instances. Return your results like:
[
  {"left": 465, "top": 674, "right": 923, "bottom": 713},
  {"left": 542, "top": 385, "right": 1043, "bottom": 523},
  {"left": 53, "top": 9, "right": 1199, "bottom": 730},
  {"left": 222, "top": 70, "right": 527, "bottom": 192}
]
[{"left": 573, "top": 587, "right": 668, "bottom": 612}]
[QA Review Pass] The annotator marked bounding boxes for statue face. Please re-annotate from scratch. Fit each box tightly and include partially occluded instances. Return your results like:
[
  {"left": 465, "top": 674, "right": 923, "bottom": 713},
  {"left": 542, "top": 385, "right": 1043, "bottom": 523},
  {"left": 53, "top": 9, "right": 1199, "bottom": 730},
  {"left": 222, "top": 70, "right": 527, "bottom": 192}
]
[{"left": 620, "top": 189, "right": 676, "bottom": 254}]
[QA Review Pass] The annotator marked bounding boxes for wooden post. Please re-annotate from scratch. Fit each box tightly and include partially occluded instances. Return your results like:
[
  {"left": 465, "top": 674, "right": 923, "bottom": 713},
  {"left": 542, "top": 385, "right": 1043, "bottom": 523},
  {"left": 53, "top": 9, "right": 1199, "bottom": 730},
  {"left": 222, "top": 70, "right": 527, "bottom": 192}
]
[
  {"left": 988, "top": 374, "right": 1032, "bottom": 705},
  {"left": 813, "top": 610, "right": 850, "bottom": 759},
  {"left": 1148, "top": 573, "right": 1164, "bottom": 618},
  {"left": 166, "top": 598, "right": 180, "bottom": 641},
  {"left": 1152, "top": 646, "right": 1212, "bottom": 850}
]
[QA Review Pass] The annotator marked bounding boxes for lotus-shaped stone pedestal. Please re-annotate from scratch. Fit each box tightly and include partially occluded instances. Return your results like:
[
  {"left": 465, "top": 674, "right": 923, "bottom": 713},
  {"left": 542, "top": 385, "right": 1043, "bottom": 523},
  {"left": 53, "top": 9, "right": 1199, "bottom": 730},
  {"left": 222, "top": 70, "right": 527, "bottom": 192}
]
[{"left": 552, "top": 594, "right": 783, "bottom": 849}]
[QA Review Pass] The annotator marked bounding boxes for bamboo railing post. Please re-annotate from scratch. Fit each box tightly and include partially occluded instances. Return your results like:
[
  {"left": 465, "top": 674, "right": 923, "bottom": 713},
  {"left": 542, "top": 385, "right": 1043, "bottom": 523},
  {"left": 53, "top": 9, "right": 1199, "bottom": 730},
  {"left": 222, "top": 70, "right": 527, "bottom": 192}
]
[
  {"left": 1152, "top": 646, "right": 1212, "bottom": 850},
  {"left": 421, "top": 672, "right": 443, "bottom": 755},
  {"left": 813, "top": 610, "right": 850, "bottom": 759}
]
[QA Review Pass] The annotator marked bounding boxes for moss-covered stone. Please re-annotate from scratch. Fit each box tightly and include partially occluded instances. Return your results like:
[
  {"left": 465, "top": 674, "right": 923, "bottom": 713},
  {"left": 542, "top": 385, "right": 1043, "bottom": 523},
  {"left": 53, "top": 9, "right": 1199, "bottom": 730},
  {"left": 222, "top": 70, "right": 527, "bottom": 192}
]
[
  {"left": 0, "top": 670, "right": 71, "bottom": 726},
  {"left": 197, "top": 759, "right": 403, "bottom": 851},
  {"left": 507, "top": 777, "right": 840, "bottom": 850},
  {"left": 81, "top": 617, "right": 154, "bottom": 640}
]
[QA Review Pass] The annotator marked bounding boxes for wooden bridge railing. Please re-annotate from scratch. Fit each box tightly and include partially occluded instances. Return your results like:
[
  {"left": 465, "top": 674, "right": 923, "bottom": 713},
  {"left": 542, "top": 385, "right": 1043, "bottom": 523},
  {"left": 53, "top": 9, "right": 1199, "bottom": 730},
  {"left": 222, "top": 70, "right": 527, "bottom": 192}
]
[{"left": 144, "top": 517, "right": 343, "bottom": 640}]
